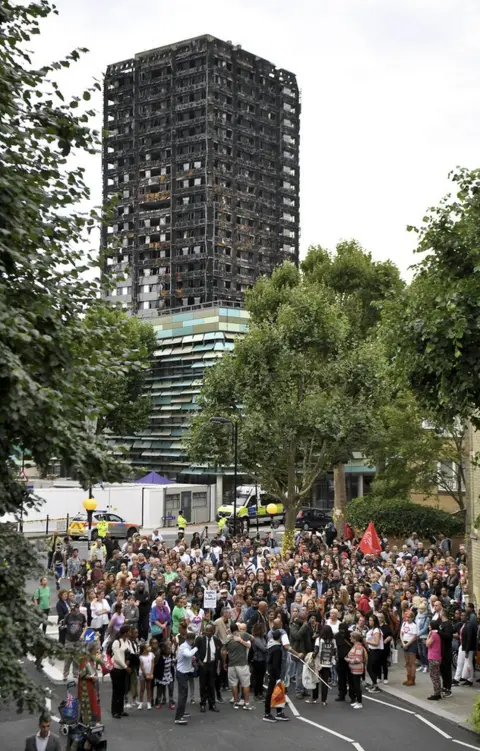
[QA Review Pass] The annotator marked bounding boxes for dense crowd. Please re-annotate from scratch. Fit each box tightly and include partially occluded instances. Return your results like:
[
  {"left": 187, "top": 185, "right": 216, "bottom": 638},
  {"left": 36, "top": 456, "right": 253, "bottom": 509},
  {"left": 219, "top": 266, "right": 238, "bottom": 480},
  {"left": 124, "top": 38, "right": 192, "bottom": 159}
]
[{"left": 34, "top": 521, "right": 478, "bottom": 727}]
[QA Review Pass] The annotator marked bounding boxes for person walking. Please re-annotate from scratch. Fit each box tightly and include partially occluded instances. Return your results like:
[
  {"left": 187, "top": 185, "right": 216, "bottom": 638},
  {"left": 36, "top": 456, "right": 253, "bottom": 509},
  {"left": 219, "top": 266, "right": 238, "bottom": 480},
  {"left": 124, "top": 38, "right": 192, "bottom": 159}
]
[
  {"left": 56, "top": 590, "right": 70, "bottom": 646},
  {"left": 111, "top": 624, "right": 132, "bottom": 719},
  {"left": 426, "top": 620, "right": 442, "bottom": 701},
  {"left": 345, "top": 631, "right": 366, "bottom": 709},
  {"left": 400, "top": 610, "right": 418, "bottom": 686},
  {"left": 263, "top": 629, "right": 290, "bottom": 723},
  {"left": 175, "top": 630, "right": 198, "bottom": 725},
  {"left": 33, "top": 577, "right": 51, "bottom": 634}
]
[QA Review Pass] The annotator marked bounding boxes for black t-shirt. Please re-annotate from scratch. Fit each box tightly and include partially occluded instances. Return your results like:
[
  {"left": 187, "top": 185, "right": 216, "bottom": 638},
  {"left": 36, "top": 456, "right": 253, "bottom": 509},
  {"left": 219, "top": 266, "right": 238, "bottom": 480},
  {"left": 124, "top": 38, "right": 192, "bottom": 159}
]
[
  {"left": 64, "top": 612, "right": 86, "bottom": 642},
  {"left": 439, "top": 620, "right": 454, "bottom": 652}
]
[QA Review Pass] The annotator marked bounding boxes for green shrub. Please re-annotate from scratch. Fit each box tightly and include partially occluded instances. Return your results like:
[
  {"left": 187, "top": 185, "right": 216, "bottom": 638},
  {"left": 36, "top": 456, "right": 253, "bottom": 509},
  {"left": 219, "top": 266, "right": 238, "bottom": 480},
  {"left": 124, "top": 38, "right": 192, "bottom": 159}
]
[
  {"left": 347, "top": 496, "right": 464, "bottom": 538},
  {"left": 470, "top": 694, "right": 480, "bottom": 734}
]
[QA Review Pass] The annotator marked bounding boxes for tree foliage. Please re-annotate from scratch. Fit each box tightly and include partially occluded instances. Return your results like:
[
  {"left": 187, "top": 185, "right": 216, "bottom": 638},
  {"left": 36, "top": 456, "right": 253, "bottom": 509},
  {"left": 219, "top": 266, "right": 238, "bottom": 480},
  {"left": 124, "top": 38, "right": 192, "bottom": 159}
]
[
  {"left": 80, "top": 307, "right": 156, "bottom": 438},
  {"left": 366, "top": 392, "right": 466, "bottom": 512},
  {"left": 389, "top": 168, "right": 480, "bottom": 425},
  {"left": 0, "top": 0, "right": 138, "bottom": 712},
  {"left": 187, "top": 261, "right": 384, "bottom": 543},
  {"left": 347, "top": 496, "right": 464, "bottom": 538}
]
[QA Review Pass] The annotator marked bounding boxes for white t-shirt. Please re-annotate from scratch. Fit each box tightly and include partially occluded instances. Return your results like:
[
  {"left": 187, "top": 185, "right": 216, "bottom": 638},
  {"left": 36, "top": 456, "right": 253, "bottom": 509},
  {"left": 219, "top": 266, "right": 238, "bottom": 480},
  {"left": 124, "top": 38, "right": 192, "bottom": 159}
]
[
  {"left": 366, "top": 627, "right": 384, "bottom": 650},
  {"left": 90, "top": 599, "right": 111, "bottom": 628},
  {"left": 140, "top": 653, "right": 155, "bottom": 677},
  {"left": 326, "top": 619, "right": 340, "bottom": 635},
  {"left": 400, "top": 621, "right": 418, "bottom": 643},
  {"left": 185, "top": 608, "right": 204, "bottom": 634}
]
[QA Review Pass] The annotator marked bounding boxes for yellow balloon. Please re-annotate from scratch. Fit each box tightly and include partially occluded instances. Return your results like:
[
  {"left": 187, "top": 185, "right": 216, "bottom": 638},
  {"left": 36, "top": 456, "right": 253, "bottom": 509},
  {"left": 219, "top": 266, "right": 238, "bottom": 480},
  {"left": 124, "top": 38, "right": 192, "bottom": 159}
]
[{"left": 266, "top": 503, "right": 277, "bottom": 515}]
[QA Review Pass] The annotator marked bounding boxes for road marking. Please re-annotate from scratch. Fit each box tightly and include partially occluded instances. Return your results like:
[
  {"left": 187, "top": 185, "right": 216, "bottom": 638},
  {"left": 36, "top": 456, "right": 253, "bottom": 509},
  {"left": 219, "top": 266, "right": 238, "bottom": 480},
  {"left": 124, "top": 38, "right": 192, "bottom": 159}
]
[
  {"left": 414, "top": 714, "right": 451, "bottom": 739},
  {"left": 452, "top": 740, "right": 480, "bottom": 750},
  {"left": 299, "top": 716, "right": 354, "bottom": 742},
  {"left": 352, "top": 743, "right": 366, "bottom": 751},
  {"left": 363, "top": 695, "right": 415, "bottom": 714},
  {"left": 286, "top": 694, "right": 300, "bottom": 717}
]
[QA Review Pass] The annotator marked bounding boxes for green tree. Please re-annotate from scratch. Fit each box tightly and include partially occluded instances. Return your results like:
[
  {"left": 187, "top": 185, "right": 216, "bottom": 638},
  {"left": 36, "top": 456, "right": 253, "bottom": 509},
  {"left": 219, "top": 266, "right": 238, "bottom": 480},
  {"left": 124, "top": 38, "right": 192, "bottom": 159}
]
[
  {"left": 187, "top": 262, "right": 383, "bottom": 549},
  {"left": 391, "top": 168, "right": 480, "bottom": 425},
  {"left": 366, "top": 392, "right": 466, "bottom": 512},
  {"left": 0, "top": 1, "right": 129, "bottom": 711},
  {"left": 80, "top": 307, "right": 156, "bottom": 437},
  {"left": 301, "top": 241, "right": 404, "bottom": 531}
]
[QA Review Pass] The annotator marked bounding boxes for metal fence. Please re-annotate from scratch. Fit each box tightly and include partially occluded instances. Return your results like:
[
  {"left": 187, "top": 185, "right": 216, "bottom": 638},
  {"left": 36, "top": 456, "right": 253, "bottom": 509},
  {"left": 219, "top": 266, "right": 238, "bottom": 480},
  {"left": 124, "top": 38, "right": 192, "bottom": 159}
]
[{"left": 17, "top": 516, "right": 70, "bottom": 537}]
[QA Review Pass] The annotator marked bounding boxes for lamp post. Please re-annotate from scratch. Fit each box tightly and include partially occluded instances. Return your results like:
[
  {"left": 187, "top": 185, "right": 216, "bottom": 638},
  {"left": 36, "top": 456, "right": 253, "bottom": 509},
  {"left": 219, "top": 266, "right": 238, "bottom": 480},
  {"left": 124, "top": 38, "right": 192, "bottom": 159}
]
[
  {"left": 82, "top": 496, "right": 98, "bottom": 550},
  {"left": 210, "top": 417, "right": 238, "bottom": 535}
]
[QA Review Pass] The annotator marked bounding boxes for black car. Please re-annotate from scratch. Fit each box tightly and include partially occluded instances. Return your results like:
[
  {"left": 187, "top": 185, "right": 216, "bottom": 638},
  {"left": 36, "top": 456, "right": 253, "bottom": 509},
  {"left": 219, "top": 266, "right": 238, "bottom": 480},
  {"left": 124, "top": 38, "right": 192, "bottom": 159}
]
[{"left": 295, "top": 507, "right": 332, "bottom": 531}]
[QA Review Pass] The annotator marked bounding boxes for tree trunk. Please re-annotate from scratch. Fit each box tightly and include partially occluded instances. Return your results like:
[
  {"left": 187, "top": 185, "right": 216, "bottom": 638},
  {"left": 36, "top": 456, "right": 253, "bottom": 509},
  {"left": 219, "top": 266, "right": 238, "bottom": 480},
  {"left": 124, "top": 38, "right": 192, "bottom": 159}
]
[
  {"left": 282, "top": 499, "right": 297, "bottom": 556},
  {"left": 333, "top": 463, "right": 347, "bottom": 538}
]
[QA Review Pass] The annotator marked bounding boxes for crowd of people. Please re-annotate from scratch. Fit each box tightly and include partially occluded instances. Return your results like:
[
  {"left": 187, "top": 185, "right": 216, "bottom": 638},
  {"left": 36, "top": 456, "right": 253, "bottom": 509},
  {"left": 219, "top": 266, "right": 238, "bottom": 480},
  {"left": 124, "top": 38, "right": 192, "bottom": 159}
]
[{"left": 37, "top": 522, "right": 477, "bottom": 727}]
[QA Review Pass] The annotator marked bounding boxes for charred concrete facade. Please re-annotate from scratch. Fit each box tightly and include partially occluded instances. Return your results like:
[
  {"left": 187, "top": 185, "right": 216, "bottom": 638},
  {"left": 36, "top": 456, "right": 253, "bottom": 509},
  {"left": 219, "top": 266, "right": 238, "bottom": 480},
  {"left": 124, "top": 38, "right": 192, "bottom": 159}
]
[{"left": 102, "top": 35, "right": 300, "bottom": 317}]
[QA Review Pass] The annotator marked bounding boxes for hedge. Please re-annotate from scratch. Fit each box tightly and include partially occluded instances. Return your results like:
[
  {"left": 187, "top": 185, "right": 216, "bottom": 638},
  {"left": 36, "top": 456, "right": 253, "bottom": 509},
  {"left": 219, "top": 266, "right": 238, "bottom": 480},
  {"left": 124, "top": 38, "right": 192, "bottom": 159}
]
[{"left": 347, "top": 496, "right": 464, "bottom": 539}]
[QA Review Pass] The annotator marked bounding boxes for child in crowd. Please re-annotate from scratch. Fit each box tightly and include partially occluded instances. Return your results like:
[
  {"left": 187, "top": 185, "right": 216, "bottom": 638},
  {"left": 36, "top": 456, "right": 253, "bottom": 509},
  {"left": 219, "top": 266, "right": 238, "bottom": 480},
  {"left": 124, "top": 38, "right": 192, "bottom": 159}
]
[
  {"left": 138, "top": 642, "right": 155, "bottom": 710},
  {"left": 154, "top": 639, "right": 175, "bottom": 710}
]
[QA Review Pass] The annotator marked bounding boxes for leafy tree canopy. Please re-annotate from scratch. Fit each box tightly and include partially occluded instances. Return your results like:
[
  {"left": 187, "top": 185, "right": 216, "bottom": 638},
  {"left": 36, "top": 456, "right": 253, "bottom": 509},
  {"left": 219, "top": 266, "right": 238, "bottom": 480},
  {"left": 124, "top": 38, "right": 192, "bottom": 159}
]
[
  {"left": 389, "top": 168, "right": 480, "bottom": 425},
  {"left": 187, "top": 261, "right": 385, "bottom": 543},
  {"left": 0, "top": 0, "right": 146, "bottom": 712}
]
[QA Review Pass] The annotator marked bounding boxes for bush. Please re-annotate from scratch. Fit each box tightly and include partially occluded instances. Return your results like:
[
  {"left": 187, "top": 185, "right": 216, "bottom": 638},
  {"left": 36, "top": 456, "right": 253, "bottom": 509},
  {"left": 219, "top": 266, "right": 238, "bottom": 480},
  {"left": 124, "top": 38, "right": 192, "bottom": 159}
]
[{"left": 347, "top": 496, "right": 464, "bottom": 538}]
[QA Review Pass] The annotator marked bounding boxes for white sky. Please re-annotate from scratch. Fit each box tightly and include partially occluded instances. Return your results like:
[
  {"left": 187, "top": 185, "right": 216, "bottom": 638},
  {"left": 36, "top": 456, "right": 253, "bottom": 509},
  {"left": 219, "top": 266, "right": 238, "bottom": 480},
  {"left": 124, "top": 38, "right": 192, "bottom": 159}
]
[{"left": 30, "top": 0, "right": 480, "bottom": 278}]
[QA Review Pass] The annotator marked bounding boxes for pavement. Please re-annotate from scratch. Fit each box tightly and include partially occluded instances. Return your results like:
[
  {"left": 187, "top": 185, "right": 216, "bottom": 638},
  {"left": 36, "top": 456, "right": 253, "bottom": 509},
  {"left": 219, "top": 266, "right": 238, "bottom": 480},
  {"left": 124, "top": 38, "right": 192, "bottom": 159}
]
[{"left": 381, "top": 660, "right": 480, "bottom": 730}]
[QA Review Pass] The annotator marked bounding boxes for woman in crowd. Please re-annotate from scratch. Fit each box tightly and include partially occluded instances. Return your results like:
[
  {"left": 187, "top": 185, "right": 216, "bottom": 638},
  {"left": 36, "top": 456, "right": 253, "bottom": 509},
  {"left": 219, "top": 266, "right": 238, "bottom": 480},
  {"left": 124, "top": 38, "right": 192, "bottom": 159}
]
[
  {"left": 400, "top": 610, "right": 418, "bottom": 686},
  {"left": 415, "top": 599, "right": 430, "bottom": 674},
  {"left": 365, "top": 615, "right": 383, "bottom": 694},
  {"left": 306, "top": 625, "right": 336, "bottom": 706},
  {"left": 251, "top": 622, "right": 268, "bottom": 701},
  {"left": 377, "top": 612, "right": 392, "bottom": 684},
  {"left": 426, "top": 620, "right": 442, "bottom": 700},
  {"left": 56, "top": 589, "right": 70, "bottom": 645},
  {"left": 78, "top": 641, "right": 102, "bottom": 725}
]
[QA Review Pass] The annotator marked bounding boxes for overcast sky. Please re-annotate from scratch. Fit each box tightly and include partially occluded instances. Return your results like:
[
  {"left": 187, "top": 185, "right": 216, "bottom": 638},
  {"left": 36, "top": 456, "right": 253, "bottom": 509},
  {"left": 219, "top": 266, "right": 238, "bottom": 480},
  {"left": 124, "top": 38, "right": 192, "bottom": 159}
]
[{"left": 30, "top": 0, "right": 480, "bottom": 277}]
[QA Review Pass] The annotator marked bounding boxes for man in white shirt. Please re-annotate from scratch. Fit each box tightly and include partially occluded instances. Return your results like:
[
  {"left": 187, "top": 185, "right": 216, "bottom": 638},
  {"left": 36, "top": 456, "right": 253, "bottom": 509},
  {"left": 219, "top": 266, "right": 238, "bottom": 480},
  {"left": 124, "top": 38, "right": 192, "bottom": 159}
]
[
  {"left": 151, "top": 529, "right": 163, "bottom": 544},
  {"left": 175, "top": 631, "right": 198, "bottom": 725},
  {"left": 24, "top": 714, "right": 61, "bottom": 751}
]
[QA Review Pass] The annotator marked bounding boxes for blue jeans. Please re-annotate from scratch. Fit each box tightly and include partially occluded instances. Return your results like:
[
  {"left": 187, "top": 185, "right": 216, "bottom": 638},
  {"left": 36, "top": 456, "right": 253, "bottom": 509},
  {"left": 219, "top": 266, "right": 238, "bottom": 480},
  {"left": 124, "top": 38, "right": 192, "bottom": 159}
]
[{"left": 417, "top": 638, "right": 428, "bottom": 667}]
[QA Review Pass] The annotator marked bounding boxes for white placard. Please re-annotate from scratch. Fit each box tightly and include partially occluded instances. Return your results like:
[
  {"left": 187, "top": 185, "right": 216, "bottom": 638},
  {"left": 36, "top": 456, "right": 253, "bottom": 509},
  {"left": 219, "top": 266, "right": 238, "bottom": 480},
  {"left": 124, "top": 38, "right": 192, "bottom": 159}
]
[{"left": 203, "top": 589, "right": 217, "bottom": 610}]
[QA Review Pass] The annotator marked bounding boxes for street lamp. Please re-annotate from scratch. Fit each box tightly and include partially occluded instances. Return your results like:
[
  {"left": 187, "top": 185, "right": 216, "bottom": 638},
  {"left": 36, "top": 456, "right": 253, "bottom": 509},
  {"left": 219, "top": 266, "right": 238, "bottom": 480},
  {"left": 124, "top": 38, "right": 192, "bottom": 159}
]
[
  {"left": 210, "top": 417, "right": 238, "bottom": 534},
  {"left": 82, "top": 496, "right": 97, "bottom": 550}
]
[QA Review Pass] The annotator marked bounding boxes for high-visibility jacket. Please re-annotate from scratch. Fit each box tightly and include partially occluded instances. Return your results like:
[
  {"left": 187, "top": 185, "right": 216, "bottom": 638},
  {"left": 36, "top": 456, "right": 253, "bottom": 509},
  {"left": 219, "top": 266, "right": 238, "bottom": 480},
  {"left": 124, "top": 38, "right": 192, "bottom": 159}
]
[{"left": 177, "top": 513, "right": 187, "bottom": 530}]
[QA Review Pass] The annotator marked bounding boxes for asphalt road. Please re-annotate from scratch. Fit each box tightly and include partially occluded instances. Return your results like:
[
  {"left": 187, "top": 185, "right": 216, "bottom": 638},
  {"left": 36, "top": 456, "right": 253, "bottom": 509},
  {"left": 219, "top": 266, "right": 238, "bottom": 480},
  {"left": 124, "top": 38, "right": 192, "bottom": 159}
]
[{"left": 4, "top": 662, "right": 479, "bottom": 751}]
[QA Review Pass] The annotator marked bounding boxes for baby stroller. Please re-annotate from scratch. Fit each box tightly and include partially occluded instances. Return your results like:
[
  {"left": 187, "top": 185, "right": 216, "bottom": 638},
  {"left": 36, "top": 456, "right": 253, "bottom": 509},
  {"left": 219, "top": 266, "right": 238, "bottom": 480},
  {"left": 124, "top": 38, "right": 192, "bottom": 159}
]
[{"left": 58, "top": 682, "right": 107, "bottom": 750}]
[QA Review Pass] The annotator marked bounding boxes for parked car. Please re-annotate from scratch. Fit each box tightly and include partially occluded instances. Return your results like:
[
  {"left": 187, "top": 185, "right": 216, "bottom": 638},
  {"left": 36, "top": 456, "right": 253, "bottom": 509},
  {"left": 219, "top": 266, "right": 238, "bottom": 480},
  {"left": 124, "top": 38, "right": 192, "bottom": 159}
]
[
  {"left": 295, "top": 507, "right": 333, "bottom": 532},
  {"left": 67, "top": 510, "right": 138, "bottom": 540}
]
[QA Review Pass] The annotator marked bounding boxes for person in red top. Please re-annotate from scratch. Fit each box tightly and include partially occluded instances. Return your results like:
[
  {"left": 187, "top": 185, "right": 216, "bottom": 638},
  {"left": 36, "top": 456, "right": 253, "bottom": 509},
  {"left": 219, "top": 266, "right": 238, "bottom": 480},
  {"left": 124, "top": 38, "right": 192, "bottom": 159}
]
[
  {"left": 344, "top": 523, "right": 354, "bottom": 542},
  {"left": 357, "top": 588, "right": 372, "bottom": 616}
]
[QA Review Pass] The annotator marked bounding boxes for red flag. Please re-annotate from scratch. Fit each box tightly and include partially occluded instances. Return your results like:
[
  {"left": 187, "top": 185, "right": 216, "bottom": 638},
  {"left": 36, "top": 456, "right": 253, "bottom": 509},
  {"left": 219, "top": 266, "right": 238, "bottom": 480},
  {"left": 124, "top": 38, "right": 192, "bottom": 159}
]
[{"left": 359, "top": 521, "right": 382, "bottom": 555}]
